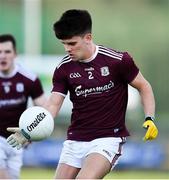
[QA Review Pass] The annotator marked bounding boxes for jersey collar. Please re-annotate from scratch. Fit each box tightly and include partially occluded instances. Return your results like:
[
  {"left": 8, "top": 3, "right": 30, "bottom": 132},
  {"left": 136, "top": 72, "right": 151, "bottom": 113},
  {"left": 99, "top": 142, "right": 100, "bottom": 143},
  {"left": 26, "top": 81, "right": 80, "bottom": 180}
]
[
  {"left": 79, "top": 45, "right": 98, "bottom": 63},
  {"left": 0, "top": 64, "right": 18, "bottom": 78}
]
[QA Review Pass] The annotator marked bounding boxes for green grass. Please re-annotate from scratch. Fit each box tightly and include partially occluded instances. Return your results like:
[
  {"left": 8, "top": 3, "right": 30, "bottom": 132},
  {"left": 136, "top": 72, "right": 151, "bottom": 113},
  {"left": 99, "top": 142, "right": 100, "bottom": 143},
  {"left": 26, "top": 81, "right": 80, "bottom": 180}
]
[
  {"left": 105, "top": 170, "right": 169, "bottom": 179},
  {"left": 21, "top": 167, "right": 169, "bottom": 179},
  {"left": 21, "top": 167, "right": 55, "bottom": 179}
]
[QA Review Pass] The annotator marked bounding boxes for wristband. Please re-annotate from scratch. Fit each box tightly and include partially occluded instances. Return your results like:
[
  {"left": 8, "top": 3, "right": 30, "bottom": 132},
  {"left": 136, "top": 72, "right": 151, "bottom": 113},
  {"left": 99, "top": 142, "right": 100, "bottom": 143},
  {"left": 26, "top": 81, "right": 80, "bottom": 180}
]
[
  {"left": 21, "top": 129, "right": 31, "bottom": 140},
  {"left": 145, "top": 116, "right": 155, "bottom": 121}
]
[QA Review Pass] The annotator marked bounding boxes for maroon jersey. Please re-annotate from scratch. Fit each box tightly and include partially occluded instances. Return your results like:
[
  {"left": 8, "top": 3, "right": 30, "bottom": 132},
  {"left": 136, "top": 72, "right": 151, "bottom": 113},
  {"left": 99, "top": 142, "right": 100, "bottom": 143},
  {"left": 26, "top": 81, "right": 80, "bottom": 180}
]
[
  {"left": 52, "top": 45, "right": 139, "bottom": 141},
  {"left": 0, "top": 64, "right": 44, "bottom": 138}
]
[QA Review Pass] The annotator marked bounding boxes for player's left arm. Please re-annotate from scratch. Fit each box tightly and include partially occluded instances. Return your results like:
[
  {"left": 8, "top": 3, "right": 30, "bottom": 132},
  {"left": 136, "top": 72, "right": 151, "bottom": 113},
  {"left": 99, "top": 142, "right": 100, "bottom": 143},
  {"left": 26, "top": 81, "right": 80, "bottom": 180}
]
[{"left": 129, "top": 71, "right": 158, "bottom": 141}]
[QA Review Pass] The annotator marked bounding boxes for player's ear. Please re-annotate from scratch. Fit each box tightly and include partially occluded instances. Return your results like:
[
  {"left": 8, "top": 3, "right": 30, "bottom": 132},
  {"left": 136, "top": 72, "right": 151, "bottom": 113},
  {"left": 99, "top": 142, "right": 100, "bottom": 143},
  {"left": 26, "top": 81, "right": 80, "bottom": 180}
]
[{"left": 84, "top": 33, "right": 92, "bottom": 43}]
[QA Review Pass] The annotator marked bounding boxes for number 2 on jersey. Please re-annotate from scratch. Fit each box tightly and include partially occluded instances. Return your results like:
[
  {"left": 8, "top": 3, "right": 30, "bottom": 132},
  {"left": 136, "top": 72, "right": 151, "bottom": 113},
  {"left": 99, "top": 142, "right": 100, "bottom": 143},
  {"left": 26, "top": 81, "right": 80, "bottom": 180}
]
[{"left": 88, "top": 71, "right": 94, "bottom": 79}]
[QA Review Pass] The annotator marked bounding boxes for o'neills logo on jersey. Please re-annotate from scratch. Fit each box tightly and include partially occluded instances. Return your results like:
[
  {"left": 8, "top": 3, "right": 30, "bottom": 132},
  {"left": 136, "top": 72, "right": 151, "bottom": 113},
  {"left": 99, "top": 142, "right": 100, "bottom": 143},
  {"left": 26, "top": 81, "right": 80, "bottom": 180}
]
[
  {"left": 75, "top": 80, "right": 114, "bottom": 97},
  {"left": 27, "top": 112, "right": 46, "bottom": 132}
]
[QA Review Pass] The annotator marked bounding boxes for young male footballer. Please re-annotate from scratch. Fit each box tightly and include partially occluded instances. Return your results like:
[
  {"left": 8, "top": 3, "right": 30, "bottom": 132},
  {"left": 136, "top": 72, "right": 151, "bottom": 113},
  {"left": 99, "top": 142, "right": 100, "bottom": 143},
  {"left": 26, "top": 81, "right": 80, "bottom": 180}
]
[
  {"left": 0, "top": 34, "right": 46, "bottom": 179},
  {"left": 7, "top": 10, "right": 158, "bottom": 179}
]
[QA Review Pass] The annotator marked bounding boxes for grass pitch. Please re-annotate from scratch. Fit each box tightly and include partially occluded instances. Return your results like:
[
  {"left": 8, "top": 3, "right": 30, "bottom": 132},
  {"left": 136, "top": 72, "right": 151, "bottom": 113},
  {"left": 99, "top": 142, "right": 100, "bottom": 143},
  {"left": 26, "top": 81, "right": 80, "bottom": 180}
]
[{"left": 21, "top": 167, "right": 169, "bottom": 179}]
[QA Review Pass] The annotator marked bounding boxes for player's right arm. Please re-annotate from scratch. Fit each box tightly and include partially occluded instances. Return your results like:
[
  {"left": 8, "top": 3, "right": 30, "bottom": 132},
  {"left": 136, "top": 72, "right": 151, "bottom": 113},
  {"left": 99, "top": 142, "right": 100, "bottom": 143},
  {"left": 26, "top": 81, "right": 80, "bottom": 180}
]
[
  {"left": 7, "top": 58, "right": 67, "bottom": 149},
  {"left": 7, "top": 92, "right": 65, "bottom": 149},
  {"left": 44, "top": 92, "right": 65, "bottom": 118}
]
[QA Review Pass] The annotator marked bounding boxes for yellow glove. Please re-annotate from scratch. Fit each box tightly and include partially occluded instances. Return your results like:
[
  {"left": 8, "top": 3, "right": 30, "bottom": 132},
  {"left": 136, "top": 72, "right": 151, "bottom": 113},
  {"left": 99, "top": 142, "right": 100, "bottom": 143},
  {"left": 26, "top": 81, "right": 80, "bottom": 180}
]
[{"left": 142, "top": 118, "right": 158, "bottom": 141}]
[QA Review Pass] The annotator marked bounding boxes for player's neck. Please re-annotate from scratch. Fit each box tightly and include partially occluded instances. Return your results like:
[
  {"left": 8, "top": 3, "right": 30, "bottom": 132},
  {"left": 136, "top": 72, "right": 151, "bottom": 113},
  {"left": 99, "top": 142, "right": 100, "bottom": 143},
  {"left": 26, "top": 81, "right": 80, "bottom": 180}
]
[
  {"left": 80, "top": 43, "right": 98, "bottom": 63},
  {"left": 0, "top": 64, "right": 16, "bottom": 77},
  {"left": 4, "top": 65, "right": 14, "bottom": 75}
]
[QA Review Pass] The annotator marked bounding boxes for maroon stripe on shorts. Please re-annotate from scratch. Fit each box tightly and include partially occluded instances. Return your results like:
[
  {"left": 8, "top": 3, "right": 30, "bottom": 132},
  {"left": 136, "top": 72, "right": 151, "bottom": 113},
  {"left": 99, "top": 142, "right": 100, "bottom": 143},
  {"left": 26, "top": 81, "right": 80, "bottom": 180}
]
[
  {"left": 111, "top": 154, "right": 121, "bottom": 167},
  {"left": 111, "top": 138, "right": 126, "bottom": 166}
]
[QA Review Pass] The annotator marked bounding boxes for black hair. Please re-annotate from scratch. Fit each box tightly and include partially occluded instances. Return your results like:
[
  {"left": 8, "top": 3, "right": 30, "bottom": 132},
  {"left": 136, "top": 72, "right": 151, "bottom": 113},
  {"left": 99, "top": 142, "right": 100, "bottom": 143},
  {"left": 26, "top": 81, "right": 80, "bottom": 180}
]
[
  {"left": 0, "top": 34, "right": 16, "bottom": 51},
  {"left": 53, "top": 9, "right": 92, "bottom": 39}
]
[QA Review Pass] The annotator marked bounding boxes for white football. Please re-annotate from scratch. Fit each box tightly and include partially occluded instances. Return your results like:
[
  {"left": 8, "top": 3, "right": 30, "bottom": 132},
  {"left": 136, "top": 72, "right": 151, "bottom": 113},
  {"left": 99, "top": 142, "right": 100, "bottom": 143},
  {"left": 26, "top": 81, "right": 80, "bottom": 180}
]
[{"left": 19, "top": 106, "right": 54, "bottom": 141}]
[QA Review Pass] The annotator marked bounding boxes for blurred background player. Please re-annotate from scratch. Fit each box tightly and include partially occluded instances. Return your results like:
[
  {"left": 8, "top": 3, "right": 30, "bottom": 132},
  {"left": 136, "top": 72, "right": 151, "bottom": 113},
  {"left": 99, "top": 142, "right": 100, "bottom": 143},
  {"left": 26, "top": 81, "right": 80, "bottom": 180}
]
[
  {"left": 0, "top": 34, "right": 46, "bottom": 179},
  {"left": 7, "top": 10, "right": 158, "bottom": 179}
]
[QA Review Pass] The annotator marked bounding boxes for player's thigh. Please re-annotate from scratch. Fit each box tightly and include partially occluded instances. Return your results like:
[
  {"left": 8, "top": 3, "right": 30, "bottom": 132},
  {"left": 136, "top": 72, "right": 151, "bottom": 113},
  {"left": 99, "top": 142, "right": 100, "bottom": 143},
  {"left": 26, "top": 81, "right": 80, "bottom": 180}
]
[
  {"left": 55, "top": 163, "right": 80, "bottom": 179},
  {"left": 0, "top": 136, "right": 22, "bottom": 178},
  {"left": 7, "top": 149, "right": 23, "bottom": 179},
  {"left": 76, "top": 152, "right": 111, "bottom": 179},
  {"left": 0, "top": 169, "right": 10, "bottom": 179},
  {"left": 0, "top": 137, "right": 11, "bottom": 178}
]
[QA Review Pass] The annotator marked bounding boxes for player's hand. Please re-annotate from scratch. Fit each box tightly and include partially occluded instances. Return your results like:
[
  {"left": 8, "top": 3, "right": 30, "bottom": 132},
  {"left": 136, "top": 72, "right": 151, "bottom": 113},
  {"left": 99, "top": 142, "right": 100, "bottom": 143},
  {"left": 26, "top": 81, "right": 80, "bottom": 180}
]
[
  {"left": 6, "top": 127, "right": 29, "bottom": 150},
  {"left": 142, "top": 118, "right": 158, "bottom": 141}
]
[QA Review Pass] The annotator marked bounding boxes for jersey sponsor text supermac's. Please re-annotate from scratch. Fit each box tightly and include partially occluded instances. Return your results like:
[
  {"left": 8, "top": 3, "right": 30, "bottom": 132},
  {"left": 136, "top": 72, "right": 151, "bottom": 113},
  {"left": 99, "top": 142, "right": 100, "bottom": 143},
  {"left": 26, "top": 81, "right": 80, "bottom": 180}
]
[{"left": 75, "top": 80, "right": 114, "bottom": 97}]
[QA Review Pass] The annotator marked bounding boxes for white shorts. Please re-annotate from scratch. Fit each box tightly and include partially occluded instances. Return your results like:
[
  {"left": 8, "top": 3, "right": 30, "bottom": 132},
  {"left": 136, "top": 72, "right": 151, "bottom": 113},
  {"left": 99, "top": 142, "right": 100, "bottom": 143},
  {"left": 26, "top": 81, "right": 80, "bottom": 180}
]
[
  {"left": 0, "top": 136, "right": 23, "bottom": 179},
  {"left": 59, "top": 137, "right": 126, "bottom": 170}
]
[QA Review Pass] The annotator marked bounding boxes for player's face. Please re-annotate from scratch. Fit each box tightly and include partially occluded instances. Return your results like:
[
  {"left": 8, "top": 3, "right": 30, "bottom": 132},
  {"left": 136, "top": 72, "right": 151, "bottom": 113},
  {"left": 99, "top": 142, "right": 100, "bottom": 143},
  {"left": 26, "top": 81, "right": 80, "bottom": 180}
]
[
  {"left": 60, "top": 34, "right": 92, "bottom": 61},
  {"left": 0, "top": 41, "right": 16, "bottom": 74}
]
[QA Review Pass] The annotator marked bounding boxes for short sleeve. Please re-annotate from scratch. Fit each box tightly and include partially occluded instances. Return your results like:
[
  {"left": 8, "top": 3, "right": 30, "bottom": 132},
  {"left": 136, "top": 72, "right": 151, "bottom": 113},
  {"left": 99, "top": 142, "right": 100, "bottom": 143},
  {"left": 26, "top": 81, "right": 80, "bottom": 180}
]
[
  {"left": 30, "top": 78, "right": 44, "bottom": 99},
  {"left": 119, "top": 52, "right": 139, "bottom": 83},
  {"left": 52, "top": 66, "right": 68, "bottom": 95}
]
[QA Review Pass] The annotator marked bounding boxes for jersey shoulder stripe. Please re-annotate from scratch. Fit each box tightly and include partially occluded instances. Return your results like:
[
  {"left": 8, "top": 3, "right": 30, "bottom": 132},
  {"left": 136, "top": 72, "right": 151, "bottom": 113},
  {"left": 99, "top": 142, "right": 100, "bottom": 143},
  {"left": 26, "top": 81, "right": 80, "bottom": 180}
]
[
  {"left": 17, "top": 64, "right": 37, "bottom": 81},
  {"left": 99, "top": 45, "right": 123, "bottom": 57},
  {"left": 57, "top": 55, "right": 71, "bottom": 69},
  {"left": 98, "top": 45, "right": 123, "bottom": 60}
]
